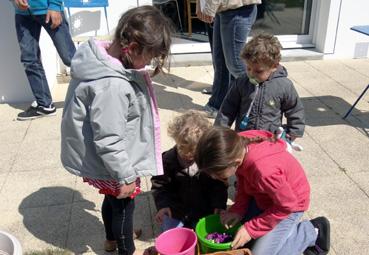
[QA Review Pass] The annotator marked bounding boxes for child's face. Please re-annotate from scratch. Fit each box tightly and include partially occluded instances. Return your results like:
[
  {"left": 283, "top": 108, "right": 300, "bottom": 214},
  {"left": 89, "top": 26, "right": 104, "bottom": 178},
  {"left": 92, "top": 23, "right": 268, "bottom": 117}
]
[
  {"left": 127, "top": 43, "right": 153, "bottom": 69},
  {"left": 209, "top": 148, "right": 246, "bottom": 182},
  {"left": 246, "top": 61, "right": 277, "bottom": 83},
  {"left": 132, "top": 54, "right": 152, "bottom": 69},
  {"left": 176, "top": 143, "right": 195, "bottom": 162}
]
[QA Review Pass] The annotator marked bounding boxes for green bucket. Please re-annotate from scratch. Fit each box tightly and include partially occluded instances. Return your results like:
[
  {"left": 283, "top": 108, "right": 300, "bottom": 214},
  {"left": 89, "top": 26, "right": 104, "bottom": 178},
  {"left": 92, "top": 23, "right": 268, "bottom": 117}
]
[{"left": 195, "top": 214, "right": 240, "bottom": 254}]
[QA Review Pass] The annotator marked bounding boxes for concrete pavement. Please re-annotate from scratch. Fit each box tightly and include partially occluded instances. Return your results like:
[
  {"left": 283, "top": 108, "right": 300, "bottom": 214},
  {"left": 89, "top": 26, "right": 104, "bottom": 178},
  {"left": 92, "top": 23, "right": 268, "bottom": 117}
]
[{"left": 0, "top": 59, "right": 368, "bottom": 254}]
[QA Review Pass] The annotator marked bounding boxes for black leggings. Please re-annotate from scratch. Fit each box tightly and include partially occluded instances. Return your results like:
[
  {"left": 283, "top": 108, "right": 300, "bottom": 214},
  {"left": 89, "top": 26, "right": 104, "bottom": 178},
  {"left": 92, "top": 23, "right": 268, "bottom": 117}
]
[{"left": 102, "top": 195, "right": 135, "bottom": 255}]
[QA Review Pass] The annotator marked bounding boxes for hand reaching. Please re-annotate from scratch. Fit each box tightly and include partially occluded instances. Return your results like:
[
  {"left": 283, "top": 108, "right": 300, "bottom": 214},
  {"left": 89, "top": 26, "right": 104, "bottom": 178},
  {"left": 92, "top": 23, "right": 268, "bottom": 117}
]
[
  {"left": 214, "top": 208, "right": 226, "bottom": 215},
  {"left": 220, "top": 211, "right": 242, "bottom": 229},
  {"left": 155, "top": 207, "right": 172, "bottom": 224},
  {"left": 231, "top": 225, "right": 251, "bottom": 249}
]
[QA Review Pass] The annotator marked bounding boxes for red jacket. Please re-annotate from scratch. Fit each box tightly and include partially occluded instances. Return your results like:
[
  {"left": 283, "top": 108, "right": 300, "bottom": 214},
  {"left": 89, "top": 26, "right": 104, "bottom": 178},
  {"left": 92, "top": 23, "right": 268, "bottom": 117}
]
[{"left": 229, "top": 130, "right": 310, "bottom": 239}]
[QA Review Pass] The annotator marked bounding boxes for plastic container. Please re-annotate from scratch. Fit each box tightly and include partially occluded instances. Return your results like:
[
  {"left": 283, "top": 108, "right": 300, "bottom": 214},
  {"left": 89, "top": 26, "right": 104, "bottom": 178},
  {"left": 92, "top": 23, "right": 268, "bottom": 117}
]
[
  {"left": 155, "top": 227, "right": 197, "bottom": 255},
  {"left": 0, "top": 230, "right": 22, "bottom": 255},
  {"left": 195, "top": 214, "right": 240, "bottom": 254}
]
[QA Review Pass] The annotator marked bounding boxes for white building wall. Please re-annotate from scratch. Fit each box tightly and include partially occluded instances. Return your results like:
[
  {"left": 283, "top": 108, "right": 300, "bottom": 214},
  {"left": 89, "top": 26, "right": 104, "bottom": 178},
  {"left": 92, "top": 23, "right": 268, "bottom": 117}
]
[
  {"left": 314, "top": 0, "right": 369, "bottom": 59},
  {"left": 333, "top": 0, "right": 369, "bottom": 58}
]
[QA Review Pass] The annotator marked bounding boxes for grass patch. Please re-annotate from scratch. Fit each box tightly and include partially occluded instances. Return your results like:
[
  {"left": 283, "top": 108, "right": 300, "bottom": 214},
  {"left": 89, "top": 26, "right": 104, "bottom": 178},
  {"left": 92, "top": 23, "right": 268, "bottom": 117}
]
[{"left": 24, "top": 248, "right": 73, "bottom": 255}]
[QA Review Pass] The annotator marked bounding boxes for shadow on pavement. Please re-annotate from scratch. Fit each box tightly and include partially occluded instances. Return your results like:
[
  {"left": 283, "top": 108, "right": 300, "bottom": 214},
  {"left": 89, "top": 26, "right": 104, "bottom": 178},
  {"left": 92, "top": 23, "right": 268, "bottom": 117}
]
[
  {"left": 19, "top": 186, "right": 105, "bottom": 254},
  {"left": 302, "top": 96, "right": 369, "bottom": 136},
  {"left": 153, "top": 72, "right": 212, "bottom": 93},
  {"left": 154, "top": 83, "right": 204, "bottom": 112}
]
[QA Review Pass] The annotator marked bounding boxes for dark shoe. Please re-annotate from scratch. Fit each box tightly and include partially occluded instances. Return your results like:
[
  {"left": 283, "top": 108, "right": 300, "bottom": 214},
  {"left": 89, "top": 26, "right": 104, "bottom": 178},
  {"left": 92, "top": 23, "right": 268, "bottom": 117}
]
[
  {"left": 17, "top": 103, "right": 56, "bottom": 121},
  {"left": 143, "top": 246, "right": 158, "bottom": 255},
  {"left": 104, "top": 240, "right": 117, "bottom": 252},
  {"left": 37, "top": 104, "right": 56, "bottom": 116},
  {"left": 304, "top": 217, "right": 330, "bottom": 255},
  {"left": 133, "top": 228, "right": 142, "bottom": 240},
  {"left": 202, "top": 88, "right": 212, "bottom": 95},
  {"left": 17, "top": 103, "right": 40, "bottom": 121},
  {"left": 204, "top": 103, "right": 218, "bottom": 119}
]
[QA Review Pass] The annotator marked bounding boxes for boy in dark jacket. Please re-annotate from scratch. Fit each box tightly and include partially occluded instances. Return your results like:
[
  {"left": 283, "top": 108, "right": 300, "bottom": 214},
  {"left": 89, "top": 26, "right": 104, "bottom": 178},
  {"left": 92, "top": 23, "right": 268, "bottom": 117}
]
[
  {"left": 215, "top": 33, "right": 305, "bottom": 142},
  {"left": 151, "top": 110, "right": 228, "bottom": 231}
]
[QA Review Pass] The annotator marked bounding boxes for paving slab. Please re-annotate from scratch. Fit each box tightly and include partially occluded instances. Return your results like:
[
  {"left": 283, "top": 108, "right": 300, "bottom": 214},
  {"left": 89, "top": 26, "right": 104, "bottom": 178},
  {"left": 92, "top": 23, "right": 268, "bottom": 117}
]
[
  {"left": 66, "top": 201, "right": 105, "bottom": 254},
  {"left": 293, "top": 133, "right": 343, "bottom": 177},
  {"left": 0, "top": 142, "right": 19, "bottom": 174},
  {"left": 308, "top": 175, "right": 369, "bottom": 255},
  {"left": 23, "top": 113, "right": 63, "bottom": 142},
  {"left": 0, "top": 204, "right": 72, "bottom": 252},
  {"left": 0, "top": 169, "right": 76, "bottom": 211},
  {"left": 11, "top": 139, "right": 63, "bottom": 172},
  {"left": 304, "top": 124, "right": 369, "bottom": 173}
]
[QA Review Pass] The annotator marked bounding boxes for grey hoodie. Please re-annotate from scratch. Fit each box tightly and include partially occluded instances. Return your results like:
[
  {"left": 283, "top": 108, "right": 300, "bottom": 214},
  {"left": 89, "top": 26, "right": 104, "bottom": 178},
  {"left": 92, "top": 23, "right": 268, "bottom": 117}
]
[
  {"left": 61, "top": 39, "right": 161, "bottom": 184},
  {"left": 215, "top": 65, "right": 305, "bottom": 137}
]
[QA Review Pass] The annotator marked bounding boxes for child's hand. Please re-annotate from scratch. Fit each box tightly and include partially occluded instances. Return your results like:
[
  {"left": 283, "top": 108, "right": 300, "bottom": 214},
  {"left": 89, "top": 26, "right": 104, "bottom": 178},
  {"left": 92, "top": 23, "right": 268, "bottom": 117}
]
[
  {"left": 220, "top": 211, "right": 242, "bottom": 229},
  {"left": 286, "top": 133, "right": 297, "bottom": 142},
  {"left": 15, "top": 0, "right": 29, "bottom": 10},
  {"left": 155, "top": 207, "right": 172, "bottom": 224},
  {"left": 231, "top": 225, "right": 251, "bottom": 250},
  {"left": 214, "top": 208, "right": 226, "bottom": 215},
  {"left": 116, "top": 182, "right": 136, "bottom": 199}
]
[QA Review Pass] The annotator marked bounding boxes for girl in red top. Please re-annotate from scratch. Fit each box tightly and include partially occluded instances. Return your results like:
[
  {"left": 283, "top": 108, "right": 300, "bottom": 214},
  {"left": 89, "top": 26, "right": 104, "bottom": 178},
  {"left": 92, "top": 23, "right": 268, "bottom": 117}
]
[{"left": 195, "top": 127, "right": 330, "bottom": 255}]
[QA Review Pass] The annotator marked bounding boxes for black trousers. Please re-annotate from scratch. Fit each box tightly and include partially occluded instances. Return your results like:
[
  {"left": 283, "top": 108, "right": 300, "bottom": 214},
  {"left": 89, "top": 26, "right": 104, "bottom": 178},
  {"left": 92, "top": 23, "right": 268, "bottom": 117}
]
[{"left": 102, "top": 195, "right": 135, "bottom": 255}]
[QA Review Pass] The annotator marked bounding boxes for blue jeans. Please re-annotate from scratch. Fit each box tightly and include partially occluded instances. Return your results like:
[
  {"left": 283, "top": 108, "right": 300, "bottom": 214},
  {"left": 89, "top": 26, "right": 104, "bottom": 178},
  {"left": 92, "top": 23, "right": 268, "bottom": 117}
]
[
  {"left": 161, "top": 215, "right": 184, "bottom": 232},
  {"left": 15, "top": 13, "right": 76, "bottom": 107},
  {"left": 243, "top": 200, "right": 317, "bottom": 255},
  {"left": 207, "top": 5, "right": 257, "bottom": 110}
]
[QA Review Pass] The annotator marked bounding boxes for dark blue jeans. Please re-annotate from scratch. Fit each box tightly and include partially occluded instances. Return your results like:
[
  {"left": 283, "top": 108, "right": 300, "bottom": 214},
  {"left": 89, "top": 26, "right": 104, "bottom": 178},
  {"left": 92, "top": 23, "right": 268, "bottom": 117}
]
[
  {"left": 102, "top": 195, "right": 135, "bottom": 255},
  {"left": 15, "top": 13, "right": 76, "bottom": 107},
  {"left": 207, "top": 5, "right": 257, "bottom": 110}
]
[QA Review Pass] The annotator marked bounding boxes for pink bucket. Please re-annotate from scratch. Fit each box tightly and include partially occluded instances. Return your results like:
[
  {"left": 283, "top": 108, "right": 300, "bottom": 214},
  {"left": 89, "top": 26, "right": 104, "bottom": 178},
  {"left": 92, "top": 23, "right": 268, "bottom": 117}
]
[{"left": 155, "top": 228, "right": 197, "bottom": 255}]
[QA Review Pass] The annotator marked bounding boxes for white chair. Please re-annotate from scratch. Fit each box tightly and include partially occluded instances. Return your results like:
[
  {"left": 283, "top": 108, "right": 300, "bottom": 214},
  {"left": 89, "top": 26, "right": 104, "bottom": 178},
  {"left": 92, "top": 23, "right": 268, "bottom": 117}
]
[{"left": 64, "top": 0, "right": 110, "bottom": 34}]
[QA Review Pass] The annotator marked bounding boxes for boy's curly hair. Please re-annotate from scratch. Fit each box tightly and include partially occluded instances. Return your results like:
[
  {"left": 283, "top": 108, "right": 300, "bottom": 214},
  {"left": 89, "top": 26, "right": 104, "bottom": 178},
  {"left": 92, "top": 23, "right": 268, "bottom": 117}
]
[
  {"left": 167, "top": 110, "right": 211, "bottom": 148},
  {"left": 241, "top": 32, "right": 282, "bottom": 67}
]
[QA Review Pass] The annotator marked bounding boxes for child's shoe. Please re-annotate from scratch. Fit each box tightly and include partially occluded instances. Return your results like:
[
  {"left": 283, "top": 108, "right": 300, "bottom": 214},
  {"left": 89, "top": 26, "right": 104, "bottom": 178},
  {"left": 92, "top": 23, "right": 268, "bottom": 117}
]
[
  {"left": 133, "top": 228, "right": 142, "bottom": 240},
  {"left": 204, "top": 104, "right": 218, "bottom": 119},
  {"left": 143, "top": 246, "right": 158, "bottom": 255},
  {"left": 104, "top": 240, "right": 117, "bottom": 252},
  {"left": 304, "top": 217, "right": 330, "bottom": 255}
]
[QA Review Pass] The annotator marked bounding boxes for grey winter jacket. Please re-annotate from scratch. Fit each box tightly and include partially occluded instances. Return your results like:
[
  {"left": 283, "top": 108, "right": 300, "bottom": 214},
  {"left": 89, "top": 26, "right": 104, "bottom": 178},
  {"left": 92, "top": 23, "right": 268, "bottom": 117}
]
[
  {"left": 61, "top": 39, "right": 160, "bottom": 184},
  {"left": 215, "top": 65, "right": 305, "bottom": 137}
]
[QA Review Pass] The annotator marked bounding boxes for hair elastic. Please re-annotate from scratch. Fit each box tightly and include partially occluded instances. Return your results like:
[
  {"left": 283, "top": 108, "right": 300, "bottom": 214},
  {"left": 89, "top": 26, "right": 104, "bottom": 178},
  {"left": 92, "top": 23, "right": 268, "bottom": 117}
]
[{"left": 121, "top": 47, "right": 129, "bottom": 54}]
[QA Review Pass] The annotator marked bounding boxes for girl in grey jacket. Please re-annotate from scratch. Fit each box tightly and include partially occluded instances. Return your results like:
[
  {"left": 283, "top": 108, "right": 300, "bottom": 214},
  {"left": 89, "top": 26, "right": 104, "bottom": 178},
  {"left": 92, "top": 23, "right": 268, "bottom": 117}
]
[
  {"left": 215, "top": 33, "right": 305, "bottom": 141},
  {"left": 61, "top": 6, "right": 173, "bottom": 255}
]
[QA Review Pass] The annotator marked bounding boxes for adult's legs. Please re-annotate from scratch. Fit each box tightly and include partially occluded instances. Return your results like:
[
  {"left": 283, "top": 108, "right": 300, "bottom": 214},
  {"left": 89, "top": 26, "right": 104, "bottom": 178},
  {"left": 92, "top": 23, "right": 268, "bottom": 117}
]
[
  {"left": 102, "top": 195, "right": 135, "bottom": 255},
  {"left": 15, "top": 14, "right": 52, "bottom": 107},
  {"left": 251, "top": 212, "right": 317, "bottom": 255},
  {"left": 206, "top": 5, "right": 257, "bottom": 111},
  {"left": 206, "top": 13, "right": 230, "bottom": 110},
  {"left": 42, "top": 12, "right": 76, "bottom": 66},
  {"left": 221, "top": 5, "right": 257, "bottom": 79}
]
